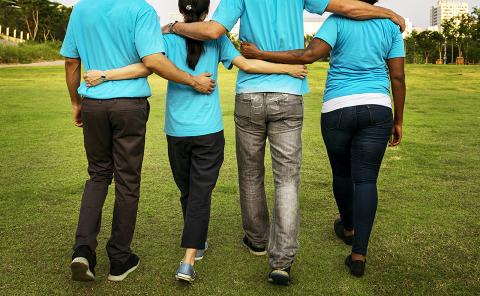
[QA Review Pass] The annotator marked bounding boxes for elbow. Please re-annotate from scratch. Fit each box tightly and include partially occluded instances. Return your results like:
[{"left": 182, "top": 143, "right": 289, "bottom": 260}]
[
  {"left": 301, "top": 55, "right": 317, "bottom": 65},
  {"left": 207, "top": 28, "right": 224, "bottom": 40},
  {"left": 143, "top": 58, "right": 157, "bottom": 72},
  {"left": 391, "top": 73, "right": 406, "bottom": 84},
  {"left": 205, "top": 22, "right": 226, "bottom": 40}
]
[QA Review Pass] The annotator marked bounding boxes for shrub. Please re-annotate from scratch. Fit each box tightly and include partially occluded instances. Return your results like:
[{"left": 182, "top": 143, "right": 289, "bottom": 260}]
[{"left": 0, "top": 41, "right": 62, "bottom": 64}]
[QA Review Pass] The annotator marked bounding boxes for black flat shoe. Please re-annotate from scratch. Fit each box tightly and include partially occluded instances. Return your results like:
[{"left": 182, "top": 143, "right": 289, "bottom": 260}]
[
  {"left": 345, "top": 255, "right": 366, "bottom": 277},
  {"left": 334, "top": 218, "right": 353, "bottom": 246}
]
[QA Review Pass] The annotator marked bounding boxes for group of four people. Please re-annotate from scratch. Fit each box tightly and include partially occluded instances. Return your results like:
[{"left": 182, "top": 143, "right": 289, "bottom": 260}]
[{"left": 62, "top": 0, "right": 406, "bottom": 286}]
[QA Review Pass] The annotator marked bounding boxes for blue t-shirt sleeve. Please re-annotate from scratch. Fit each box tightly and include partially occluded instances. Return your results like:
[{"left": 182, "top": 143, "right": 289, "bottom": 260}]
[
  {"left": 388, "top": 27, "right": 406, "bottom": 59},
  {"left": 135, "top": 6, "right": 165, "bottom": 59},
  {"left": 60, "top": 18, "right": 79, "bottom": 58},
  {"left": 314, "top": 15, "right": 338, "bottom": 49},
  {"left": 305, "top": 0, "right": 331, "bottom": 15},
  {"left": 212, "top": 0, "right": 244, "bottom": 31},
  {"left": 218, "top": 35, "right": 241, "bottom": 70}
]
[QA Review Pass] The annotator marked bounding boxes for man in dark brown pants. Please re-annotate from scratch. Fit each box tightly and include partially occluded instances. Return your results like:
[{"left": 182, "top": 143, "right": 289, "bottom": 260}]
[{"left": 61, "top": 0, "right": 215, "bottom": 282}]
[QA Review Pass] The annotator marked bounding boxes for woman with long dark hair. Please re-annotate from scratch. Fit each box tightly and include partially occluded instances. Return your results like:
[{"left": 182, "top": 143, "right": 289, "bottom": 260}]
[
  {"left": 84, "top": 0, "right": 306, "bottom": 283},
  {"left": 241, "top": 0, "right": 406, "bottom": 277}
]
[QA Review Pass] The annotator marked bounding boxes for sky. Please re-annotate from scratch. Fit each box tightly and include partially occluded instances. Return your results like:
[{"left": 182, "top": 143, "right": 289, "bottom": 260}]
[{"left": 57, "top": 0, "right": 480, "bottom": 27}]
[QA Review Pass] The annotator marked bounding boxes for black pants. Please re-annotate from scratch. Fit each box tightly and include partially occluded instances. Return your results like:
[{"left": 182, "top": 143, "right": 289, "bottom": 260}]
[
  {"left": 167, "top": 131, "right": 225, "bottom": 250},
  {"left": 75, "top": 98, "right": 149, "bottom": 265},
  {"left": 321, "top": 105, "right": 393, "bottom": 255}
]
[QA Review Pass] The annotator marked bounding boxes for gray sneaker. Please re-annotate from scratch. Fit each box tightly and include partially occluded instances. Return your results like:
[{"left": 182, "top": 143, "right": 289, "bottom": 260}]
[
  {"left": 175, "top": 262, "right": 196, "bottom": 283},
  {"left": 195, "top": 241, "right": 208, "bottom": 261}
]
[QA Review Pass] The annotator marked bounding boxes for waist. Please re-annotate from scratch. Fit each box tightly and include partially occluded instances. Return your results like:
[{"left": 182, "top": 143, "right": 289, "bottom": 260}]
[
  {"left": 236, "top": 72, "right": 308, "bottom": 95},
  {"left": 322, "top": 93, "right": 391, "bottom": 114}
]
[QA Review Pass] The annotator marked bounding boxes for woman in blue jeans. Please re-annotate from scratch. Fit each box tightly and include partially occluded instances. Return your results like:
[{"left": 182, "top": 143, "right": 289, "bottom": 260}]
[
  {"left": 83, "top": 0, "right": 307, "bottom": 283},
  {"left": 241, "top": 0, "right": 406, "bottom": 277}
]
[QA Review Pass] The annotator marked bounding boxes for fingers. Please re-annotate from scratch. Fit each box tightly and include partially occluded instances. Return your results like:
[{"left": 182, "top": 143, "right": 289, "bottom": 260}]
[{"left": 201, "top": 72, "right": 213, "bottom": 77}]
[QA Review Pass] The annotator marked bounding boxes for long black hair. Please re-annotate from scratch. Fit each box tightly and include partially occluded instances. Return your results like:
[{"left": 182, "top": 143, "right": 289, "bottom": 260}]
[{"left": 178, "top": 0, "right": 210, "bottom": 70}]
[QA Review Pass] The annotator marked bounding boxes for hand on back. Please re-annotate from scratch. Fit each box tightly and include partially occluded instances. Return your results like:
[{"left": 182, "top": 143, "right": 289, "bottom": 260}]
[
  {"left": 84, "top": 70, "right": 105, "bottom": 87},
  {"left": 192, "top": 73, "right": 216, "bottom": 94},
  {"left": 240, "top": 42, "right": 261, "bottom": 59}
]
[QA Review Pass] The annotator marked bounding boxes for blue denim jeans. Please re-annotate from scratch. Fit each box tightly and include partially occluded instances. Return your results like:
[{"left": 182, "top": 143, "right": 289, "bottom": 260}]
[
  {"left": 321, "top": 104, "right": 393, "bottom": 255},
  {"left": 234, "top": 93, "right": 303, "bottom": 269}
]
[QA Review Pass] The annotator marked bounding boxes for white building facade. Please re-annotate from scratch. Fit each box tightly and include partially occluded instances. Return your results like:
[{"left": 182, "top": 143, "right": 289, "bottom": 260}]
[{"left": 430, "top": 0, "right": 469, "bottom": 27}]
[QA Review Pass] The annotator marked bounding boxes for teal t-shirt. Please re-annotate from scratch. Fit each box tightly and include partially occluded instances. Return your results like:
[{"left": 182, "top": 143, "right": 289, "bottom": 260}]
[
  {"left": 163, "top": 35, "right": 241, "bottom": 137},
  {"left": 315, "top": 15, "right": 406, "bottom": 102},
  {"left": 212, "top": 0, "right": 331, "bottom": 95},
  {"left": 60, "top": 0, "right": 165, "bottom": 99}
]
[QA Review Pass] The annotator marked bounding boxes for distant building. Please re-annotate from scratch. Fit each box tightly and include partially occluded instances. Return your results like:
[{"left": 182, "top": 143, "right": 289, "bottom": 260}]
[
  {"left": 403, "top": 18, "right": 414, "bottom": 38},
  {"left": 430, "top": 0, "right": 469, "bottom": 27}
]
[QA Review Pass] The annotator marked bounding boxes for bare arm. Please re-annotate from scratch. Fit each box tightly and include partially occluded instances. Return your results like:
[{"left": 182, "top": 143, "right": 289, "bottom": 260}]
[
  {"left": 387, "top": 58, "right": 406, "bottom": 146},
  {"left": 142, "top": 53, "right": 215, "bottom": 94},
  {"left": 232, "top": 56, "right": 308, "bottom": 79},
  {"left": 241, "top": 38, "right": 331, "bottom": 65},
  {"left": 166, "top": 21, "right": 227, "bottom": 41},
  {"left": 65, "top": 58, "right": 83, "bottom": 128},
  {"left": 327, "top": 0, "right": 406, "bottom": 32},
  {"left": 84, "top": 63, "right": 152, "bottom": 87}
]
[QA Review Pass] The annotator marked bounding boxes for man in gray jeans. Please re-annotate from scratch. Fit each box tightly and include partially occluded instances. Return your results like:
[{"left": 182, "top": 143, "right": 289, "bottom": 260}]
[
  {"left": 61, "top": 0, "right": 214, "bottom": 282},
  {"left": 168, "top": 0, "right": 405, "bottom": 285}
]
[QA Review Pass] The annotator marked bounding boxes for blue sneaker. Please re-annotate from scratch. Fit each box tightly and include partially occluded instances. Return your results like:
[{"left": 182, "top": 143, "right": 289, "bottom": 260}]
[
  {"left": 175, "top": 262, "right": 196, "bottom": 283},
  {"left": 195, "top": 242, "right": 208, "bottom": 261}
]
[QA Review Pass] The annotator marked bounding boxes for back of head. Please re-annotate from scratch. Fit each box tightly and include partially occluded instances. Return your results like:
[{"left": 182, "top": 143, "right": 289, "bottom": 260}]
[{"left": 178, "top": 0, "right": 211, "bottom": 70}]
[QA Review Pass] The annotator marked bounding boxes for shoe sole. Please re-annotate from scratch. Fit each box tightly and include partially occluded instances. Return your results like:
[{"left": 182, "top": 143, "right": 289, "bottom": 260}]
[
  {"left": 107, "top": 259, "right": 140, "bottom": 282},
  {"left": 71, "top": 257, "right": 95, "bottom": 282},
  {"left": 268, "top": 271, "right": 290, "bottom": 286},
  {"left": 175, "top": 273, "right": 195, "bottom": 283},
  {"left": 242, "top": 241, "right": 267, "bottom": 256}
]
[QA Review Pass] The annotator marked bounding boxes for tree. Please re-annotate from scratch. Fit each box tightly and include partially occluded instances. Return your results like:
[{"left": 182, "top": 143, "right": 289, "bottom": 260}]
[
  {"left": 442, "top": 18, "right": 456, "bottom": 63},
  {"left": 430, "top": 31, "right": 445, "bottom": 62},
  {"left": 0, "top": 0, "right": 71, "bottom": 41},
  {"left": 416, "top": 31, "right": 437, "bottom": 64}
]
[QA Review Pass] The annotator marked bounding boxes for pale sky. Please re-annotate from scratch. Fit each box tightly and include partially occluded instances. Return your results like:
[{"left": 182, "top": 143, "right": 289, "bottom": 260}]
[{"left": 57, "top": 0, "right": 479, "bottom": 27}]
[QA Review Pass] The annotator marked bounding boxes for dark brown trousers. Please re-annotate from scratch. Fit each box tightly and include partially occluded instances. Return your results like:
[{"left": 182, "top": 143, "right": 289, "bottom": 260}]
[{"left": 74, "top": 98, "right": 149, "bottom": 265}]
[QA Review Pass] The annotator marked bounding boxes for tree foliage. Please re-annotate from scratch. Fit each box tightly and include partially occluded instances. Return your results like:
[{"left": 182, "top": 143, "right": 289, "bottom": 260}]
[
  {"left": 0, "top": 0, "right": 71, "bottom": 41},
  {"left": 406, "top": 7, "right": 480, "bottom": 64}
]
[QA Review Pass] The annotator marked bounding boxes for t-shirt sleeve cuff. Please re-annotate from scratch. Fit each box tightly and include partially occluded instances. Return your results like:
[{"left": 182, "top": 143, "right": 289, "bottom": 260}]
[
  {"left": 211, "top": 17, "right": 234, "bottom": 32},
  {"left": 314, "top": 35, "right": 335, "bottom": 49},
  {"left": 60, "top": 48, "right": 79, "bottom": 58},
  {"left": 222, "top": 53, "right": 242, "bottom": 70},
  {"left": 139, "top": 49, "right": 166, "bottom": 59}
]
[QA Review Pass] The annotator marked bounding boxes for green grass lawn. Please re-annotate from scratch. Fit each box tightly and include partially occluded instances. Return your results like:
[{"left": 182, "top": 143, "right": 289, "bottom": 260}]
[{"left": 0, "top": 64, "right": 479, "bottom": 295}]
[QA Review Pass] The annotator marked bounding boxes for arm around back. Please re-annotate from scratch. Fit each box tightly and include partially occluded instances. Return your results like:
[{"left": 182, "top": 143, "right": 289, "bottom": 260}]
[
  {"left": 241, "top": 38, "right": 331, "bottom": 65},
  {"left": 326, "top": 0, "right": 406, "bottom": 32},
  {"left": 171, "top": 21, "right": 227, "bottom": 41},
  {"left": 142, "top": 53, "right": 216, "bottom": 94}
]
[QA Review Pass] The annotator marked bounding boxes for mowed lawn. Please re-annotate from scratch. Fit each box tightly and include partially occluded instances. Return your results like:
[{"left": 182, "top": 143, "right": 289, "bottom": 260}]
[{"left": 0, "top": 64, "right": 479, "bottom": 295}]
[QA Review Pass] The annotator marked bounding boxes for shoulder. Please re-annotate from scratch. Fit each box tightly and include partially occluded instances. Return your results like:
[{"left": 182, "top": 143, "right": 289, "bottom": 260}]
[
  {"left": 380, "top": 19, "right": 402, "bottom": 34},
  {"left": 163, "top": 34, "right": 185, "bottom": 47}
]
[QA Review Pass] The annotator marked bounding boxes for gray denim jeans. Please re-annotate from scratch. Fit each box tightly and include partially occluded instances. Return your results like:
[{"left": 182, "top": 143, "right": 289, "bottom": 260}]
[{"left": 234, "top": 93, "right": 303, "bottom": 269}]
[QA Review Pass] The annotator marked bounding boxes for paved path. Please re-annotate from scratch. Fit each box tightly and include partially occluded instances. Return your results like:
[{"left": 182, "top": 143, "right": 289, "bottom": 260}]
[{"left": 0, "top": 60, "right": 64, "bottom": 68}]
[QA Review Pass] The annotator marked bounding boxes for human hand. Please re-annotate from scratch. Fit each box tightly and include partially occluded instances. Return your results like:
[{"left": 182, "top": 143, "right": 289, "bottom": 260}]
[
  {"left": 389, "top": 122, "right": 403, "bottom": 146},
  {"left": 84, "top": 70, "right": 106, "bottom": 87},
  {"left": 390, "top": 11, "right": 406, "bottom": 33},
  {"left": 72, "top": 105, "right": 83, "bottom": 128},
  {"left": 286, "top": 65, "right": 308, "bottom": 79},
  {"left": 192, "top": 73, "right": 216, "bottom": 94},
  {"left": 240, "top": 42, "right": 261, "bottom": 59}
]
